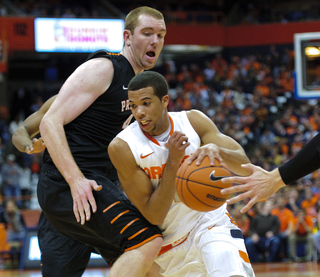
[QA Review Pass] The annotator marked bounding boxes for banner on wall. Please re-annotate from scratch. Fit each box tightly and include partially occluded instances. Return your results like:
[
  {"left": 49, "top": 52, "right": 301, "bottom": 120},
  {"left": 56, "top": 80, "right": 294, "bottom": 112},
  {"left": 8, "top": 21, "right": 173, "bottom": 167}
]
[{"left": 34, "top": 18, "right": 124, "bottom": 53}]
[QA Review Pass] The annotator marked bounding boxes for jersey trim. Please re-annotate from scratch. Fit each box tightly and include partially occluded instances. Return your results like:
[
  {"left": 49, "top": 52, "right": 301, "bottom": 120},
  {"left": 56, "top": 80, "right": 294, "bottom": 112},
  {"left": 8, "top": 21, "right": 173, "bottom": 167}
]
[{"left": 141, "top": 115, "right": 174, "bottom": 146}]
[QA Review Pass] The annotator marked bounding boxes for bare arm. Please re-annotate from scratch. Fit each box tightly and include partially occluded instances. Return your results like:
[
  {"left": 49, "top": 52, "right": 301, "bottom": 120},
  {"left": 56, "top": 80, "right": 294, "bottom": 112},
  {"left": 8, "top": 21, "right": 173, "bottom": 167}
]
[
  {"left": 12, "top": 95, "right": 57, "bottom": 153},
  {"left": 187, "top": 109, "right": 251, "bottom": 176},
  {"left": 108, "top": 131, "right": 189, "bottom": 225},
  {"left": 39, "top": 58, "right": 113, "bottom": 225}
]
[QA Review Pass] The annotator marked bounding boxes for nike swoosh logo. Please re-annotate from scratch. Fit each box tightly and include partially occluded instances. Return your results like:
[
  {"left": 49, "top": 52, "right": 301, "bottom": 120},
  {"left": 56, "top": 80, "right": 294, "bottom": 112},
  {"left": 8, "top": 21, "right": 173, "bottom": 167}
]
[
  {"left": 209, "top": 170, "right": 228, "bottom": 181},
  {"left": 140, "top": 152, "right": 154, "bottom": 159},
  {"left": 123, "top": 85, "right": 128, "bottom": 90}
]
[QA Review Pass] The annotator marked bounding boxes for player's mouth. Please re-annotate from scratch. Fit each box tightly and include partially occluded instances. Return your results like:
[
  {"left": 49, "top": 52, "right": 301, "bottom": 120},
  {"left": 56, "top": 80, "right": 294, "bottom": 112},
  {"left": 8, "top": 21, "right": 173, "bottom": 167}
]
[
  {"left": 146, "top": 51, "right": 156, "bottom": 61},
  {"left": 140, "top": 120, "right": 151, "bottom": 129}
]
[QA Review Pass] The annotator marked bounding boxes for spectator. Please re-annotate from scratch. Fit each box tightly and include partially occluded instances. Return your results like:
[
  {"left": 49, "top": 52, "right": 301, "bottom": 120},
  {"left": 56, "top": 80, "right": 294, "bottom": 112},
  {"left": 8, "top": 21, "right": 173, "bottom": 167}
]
[
  {"left": 0, "top": 200, "right": 26, "bottom": 249},
  {"left": 18, "top": 162, "right": 32, "bottom": 209},
  {"left": 289, "top": 208, "right": 314, "bottom": 261},
  {"left": 285, "top": 188, "right": 301, "bottom": 213},
  {"left": 1, "top": 154, "right": 22, "bottom": 208},
  {"left": 301, "top": 186, "right": 319, "bottom": 218},
  {"left": 271, "top": 195, "right": 294, "bottom": 260},
  {"left": 312, "top": 204, "right": 320, "bottom": 262},
  {"left": 245, "top": 201, "right": 281, "bottom": 262}
]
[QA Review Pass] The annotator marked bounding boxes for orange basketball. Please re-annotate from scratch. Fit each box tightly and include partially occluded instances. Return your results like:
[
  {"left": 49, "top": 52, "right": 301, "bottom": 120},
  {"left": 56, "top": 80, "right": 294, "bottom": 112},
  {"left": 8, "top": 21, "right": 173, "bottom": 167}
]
[{"left": 175, "top": 156, "right": 232, "bottom": 212}]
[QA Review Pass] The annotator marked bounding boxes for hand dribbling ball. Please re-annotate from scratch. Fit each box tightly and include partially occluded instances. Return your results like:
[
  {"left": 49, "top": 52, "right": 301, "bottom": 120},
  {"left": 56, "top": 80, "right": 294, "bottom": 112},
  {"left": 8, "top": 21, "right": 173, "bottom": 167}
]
[{"left": 175, "top": 156, "right": 232, "bottom": 212}]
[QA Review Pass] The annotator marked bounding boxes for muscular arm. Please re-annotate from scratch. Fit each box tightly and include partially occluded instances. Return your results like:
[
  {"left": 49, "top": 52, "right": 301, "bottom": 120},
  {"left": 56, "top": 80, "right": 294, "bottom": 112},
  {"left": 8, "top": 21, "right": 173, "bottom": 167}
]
[
  {"left": 108, "top": 131, "right": 189, "bottom": 226},
  {"left": 12, "top": 95, "right": 56, "bottom": 153},
  {"left": 39, "top": 58, "right": 114, "bottom": 224},
  {"left": 187, "top": 109, "right": 251, "bottom": 176}
]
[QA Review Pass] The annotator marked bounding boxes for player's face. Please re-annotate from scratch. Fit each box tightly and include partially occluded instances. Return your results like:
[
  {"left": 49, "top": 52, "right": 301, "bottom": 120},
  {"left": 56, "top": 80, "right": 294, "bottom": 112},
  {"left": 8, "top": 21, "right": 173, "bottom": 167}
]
[
  {"left": 129, "top": 86, "right": 169, "bottom": 136},
  {"left": 127, "top": 15, "right": 166, "bottom": 71}
]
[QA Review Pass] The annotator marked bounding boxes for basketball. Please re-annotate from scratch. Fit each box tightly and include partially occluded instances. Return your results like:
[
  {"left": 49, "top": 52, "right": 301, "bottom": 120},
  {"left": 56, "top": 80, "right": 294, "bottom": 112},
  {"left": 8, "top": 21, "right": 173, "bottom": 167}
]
[{"left": 175, "top": 156, "right": 232, "bottom": 212}]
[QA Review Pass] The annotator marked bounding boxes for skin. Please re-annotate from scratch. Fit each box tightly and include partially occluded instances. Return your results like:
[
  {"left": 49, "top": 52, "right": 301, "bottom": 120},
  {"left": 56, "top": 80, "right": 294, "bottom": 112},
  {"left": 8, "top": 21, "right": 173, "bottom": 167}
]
[
  {"left": 108, "top": 86, "right": 251, "bottom": 275},
  {"left": 12, "top": 95, "right": 57, "bottom": 154},
  {"left": 39, "top": 14, "right": 166, "bottom": 225},
  {"left": 220, "top": 164, "right": 286, "bottom": 213}
]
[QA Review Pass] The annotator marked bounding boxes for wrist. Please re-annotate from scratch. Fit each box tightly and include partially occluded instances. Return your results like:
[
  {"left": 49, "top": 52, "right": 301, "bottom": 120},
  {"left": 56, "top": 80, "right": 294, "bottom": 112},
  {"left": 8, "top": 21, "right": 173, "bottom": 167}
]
[{"left": 272, "top": 168, "right": 286, "bottom": 190}]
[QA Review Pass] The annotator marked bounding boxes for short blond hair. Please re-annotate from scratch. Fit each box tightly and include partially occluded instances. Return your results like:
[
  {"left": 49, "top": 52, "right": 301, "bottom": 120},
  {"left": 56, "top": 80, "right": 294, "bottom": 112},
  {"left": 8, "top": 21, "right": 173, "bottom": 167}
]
[{"left": 125, "top": 6, "right": 164, "bottom": 34}]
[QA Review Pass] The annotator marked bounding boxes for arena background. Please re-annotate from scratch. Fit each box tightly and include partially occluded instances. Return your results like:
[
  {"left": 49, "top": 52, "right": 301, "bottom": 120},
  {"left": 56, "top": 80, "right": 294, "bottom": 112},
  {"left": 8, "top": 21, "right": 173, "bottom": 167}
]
[{"left": 1, "top": 0, "right": 320, "bottom": 276}]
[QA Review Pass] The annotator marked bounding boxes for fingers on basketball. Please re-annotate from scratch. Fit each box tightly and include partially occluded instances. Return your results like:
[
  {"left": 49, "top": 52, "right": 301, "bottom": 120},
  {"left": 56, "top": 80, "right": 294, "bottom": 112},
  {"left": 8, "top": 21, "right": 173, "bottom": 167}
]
[{"left": 175, "top": 156, "right": 232, "bottom": 212}]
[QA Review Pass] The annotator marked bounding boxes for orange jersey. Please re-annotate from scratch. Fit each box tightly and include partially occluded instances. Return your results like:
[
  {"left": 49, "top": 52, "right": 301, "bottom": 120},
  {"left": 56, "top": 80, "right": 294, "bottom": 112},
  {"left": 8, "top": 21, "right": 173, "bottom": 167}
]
[
  {"left": 271, "top": 208, "right": 294, "bottom": 233},
  {"left": 292, "top": 215, "right": 314, "bottom": 236}
]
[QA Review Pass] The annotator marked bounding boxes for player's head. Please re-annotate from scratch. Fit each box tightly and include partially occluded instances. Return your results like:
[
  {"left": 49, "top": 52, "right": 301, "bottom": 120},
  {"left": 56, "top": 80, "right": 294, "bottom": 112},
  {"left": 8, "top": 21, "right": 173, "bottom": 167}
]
[
  {"left": 125, "top": 7, "right": 164, "bottom": 34},
  {"left": 123, "top": 7, "right": 166, "bottom": 72},
  {"left": 128, "top": 71, "right": 170, "bottom": 135},
  {"left": 129, "top": 71, "right": 168, "bottom": 99}
]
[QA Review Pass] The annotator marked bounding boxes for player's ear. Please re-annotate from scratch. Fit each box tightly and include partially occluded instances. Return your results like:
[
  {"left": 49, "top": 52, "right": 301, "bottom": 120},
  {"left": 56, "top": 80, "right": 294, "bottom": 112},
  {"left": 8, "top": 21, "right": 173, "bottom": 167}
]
[
  {"left": 162, "top": 95, "right": 169, "bottom": 108},
  {"left": 123, "top": 30, "right": 132, "bottom": 46}
]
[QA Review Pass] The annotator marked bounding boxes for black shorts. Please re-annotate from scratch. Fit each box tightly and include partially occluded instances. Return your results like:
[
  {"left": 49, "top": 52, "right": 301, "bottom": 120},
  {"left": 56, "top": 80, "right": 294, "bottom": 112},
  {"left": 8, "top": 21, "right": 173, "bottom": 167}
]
[
  {"left": 37, "top": 168, "right": 163, "bottom": 264},
  {"left": 38, "top": 212, "right": 95, "bottom": 277}
]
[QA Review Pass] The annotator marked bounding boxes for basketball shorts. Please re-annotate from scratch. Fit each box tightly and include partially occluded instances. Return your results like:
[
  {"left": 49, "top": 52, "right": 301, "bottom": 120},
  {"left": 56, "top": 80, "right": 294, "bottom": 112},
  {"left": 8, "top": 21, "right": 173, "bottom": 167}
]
[
  {"left": 156, "top": 211, "right": 255, "bottom": 277},
  {"left": 38, "top": 212, "right": 95, "bottom": 277},
  {"left": 37, "top": 168, "right": 163, "bottom": 264}
]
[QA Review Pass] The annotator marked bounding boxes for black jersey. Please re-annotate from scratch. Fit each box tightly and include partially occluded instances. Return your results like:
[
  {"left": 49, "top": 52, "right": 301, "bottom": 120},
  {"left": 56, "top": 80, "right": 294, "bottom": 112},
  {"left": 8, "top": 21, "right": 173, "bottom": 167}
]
[{"left": 42, "top": 50, "right": 135, "bottom": 177}]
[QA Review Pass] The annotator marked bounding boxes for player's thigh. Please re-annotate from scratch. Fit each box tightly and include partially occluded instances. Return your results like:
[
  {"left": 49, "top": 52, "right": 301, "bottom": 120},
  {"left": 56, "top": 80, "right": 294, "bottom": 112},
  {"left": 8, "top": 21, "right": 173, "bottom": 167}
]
[{"left": 200, "top": 227, "right": 255, "bottom": 277}]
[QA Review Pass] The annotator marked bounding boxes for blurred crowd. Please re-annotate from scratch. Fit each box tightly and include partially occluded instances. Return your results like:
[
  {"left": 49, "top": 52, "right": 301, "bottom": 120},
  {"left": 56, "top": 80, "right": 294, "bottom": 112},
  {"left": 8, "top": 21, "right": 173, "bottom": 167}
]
[{"left": 1, "top": 0, "right": 320, "bottom": 26}]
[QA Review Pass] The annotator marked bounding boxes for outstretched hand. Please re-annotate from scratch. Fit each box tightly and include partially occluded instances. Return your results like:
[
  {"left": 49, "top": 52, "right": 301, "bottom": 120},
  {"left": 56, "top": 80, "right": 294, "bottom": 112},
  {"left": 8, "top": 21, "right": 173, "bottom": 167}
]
[
  {"left": 69, "top": 178, "right": 102, "bottom": 225},
  {"left": 220, "top": 163, "right": 286, "bottom": 213}
]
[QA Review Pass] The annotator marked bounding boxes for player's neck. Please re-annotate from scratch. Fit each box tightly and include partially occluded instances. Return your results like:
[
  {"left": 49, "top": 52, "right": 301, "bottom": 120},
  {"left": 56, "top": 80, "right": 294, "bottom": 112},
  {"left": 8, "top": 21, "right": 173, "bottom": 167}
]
[
  {"left": 121, "top": 48, "right": 145, "bottom": 75},
  {"left": 152, "top": 120, "right": 171, "bottom": 142}
]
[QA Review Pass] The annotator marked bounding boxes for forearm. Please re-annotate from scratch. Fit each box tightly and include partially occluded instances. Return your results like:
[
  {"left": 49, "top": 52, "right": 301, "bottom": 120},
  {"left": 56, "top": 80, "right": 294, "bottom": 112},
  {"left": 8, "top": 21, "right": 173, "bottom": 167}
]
[
  {"left": 145, "top": 159, "right": 181, "bottom": 225},
  {"left": 219, "top": 147, "right": 251, "bottom": 176},
  {"left": 12, "top": 126, "right": 33, "bottom": 153},
  {"left": 279, "top": 132, "right": 320, "bottom": 185}
]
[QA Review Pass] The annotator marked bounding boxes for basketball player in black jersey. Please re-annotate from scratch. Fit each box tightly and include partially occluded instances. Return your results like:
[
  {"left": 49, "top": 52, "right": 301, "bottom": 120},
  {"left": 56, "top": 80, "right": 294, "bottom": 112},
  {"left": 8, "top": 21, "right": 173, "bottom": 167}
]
[{"left": 32, "top": 6, "right": 166, "bottom": 277}]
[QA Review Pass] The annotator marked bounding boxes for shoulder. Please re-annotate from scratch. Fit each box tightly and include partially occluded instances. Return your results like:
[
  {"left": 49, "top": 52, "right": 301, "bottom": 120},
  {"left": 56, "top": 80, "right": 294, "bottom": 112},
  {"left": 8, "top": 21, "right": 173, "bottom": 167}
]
[
  {"left": 186, "top": 109, "right": 210, "bottom": 125},
  {"left": 109, "top": 137, "right": 127, "bottom": 150}
]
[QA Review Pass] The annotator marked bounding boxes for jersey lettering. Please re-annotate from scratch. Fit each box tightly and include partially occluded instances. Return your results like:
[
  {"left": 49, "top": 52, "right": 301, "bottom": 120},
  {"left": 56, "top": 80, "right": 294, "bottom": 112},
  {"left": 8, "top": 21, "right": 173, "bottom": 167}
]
[
  {"left": 143, "top": 155, "right": 190, "bottom": 180},
  {"left": 121, "top": 99, "right": 130, "bottom": 112}
]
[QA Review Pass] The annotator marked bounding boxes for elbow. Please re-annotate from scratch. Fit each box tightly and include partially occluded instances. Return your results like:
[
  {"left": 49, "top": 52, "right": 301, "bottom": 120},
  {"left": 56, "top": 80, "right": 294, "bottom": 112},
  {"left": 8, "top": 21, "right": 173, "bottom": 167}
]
[{"left": 39, "top": 116, "right": 49, "bottom": 135}]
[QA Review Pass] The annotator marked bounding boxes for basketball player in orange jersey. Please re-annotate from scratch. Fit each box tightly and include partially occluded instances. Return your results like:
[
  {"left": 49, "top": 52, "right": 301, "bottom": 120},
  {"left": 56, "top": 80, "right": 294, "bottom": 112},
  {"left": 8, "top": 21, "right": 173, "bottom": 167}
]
[
  {"left": 17, "top": 6, "right": 167, "bottom": 277},
  {"left": 108, "top": 71, "right": 255, "bottom": 277}
]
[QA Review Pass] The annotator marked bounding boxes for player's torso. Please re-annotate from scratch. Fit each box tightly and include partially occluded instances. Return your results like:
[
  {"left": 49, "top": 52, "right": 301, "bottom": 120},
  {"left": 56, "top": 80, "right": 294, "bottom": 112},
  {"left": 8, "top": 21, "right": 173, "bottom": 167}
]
[
  {"left": 118, "top": 111, "right": 206, "bottom": 244},
  {"left": 43, "top": 51, "right": 135, "bottom": 175}
]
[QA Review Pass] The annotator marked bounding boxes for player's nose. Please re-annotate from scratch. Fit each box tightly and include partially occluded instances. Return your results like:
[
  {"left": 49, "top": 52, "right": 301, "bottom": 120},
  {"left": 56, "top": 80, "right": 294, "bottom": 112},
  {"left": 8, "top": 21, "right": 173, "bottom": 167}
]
[{"left": 136, "top": 105, "right": 146, "bottom": 118}]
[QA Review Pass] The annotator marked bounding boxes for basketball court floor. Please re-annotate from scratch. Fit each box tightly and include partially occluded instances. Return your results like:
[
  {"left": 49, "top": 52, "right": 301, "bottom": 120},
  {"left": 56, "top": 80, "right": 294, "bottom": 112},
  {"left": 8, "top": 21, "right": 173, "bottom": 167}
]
[{"left": 1, "top": 262, "right": 319, "bottom": 277}]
